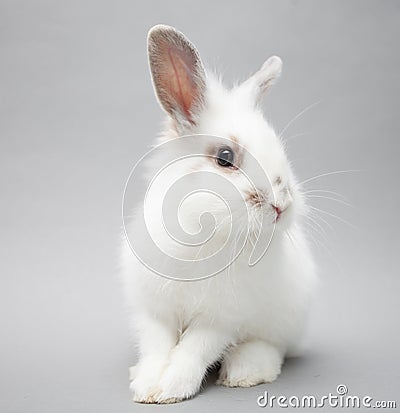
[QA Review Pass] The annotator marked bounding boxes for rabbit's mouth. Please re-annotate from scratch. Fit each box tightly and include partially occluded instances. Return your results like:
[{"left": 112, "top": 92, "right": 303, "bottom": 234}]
[
  {"left": 272, "top": 203, "right": 294, "bottom": 232},
  {"left": 245, "top": 199, "right": 294, "bottom": 234},
  {"left": 272, "top": 204, "right": 284, "bottom": 222},
  {"left": 246, "top": 189, "right": 291, "bottom": 213},
  {"left": 272, "top": 204, "right": 292, "bottom": 223}
]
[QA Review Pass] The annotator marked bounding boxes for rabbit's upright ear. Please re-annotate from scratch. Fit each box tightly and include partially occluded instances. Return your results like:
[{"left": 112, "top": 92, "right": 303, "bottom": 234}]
[
  {"left": 239, "top": 56, "right": 282, "bottom": 105},
  {"left": 148, "top": 25, "right": 206, "bottom": 128}
]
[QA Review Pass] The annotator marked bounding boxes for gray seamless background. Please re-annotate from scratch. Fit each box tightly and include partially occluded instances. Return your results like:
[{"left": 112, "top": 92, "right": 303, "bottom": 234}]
[{"left": 1, "top": 1, "right": 399, "bottom": 412}]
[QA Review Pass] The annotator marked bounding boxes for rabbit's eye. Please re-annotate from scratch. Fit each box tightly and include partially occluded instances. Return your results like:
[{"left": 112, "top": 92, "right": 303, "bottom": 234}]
[{"left": 216, "top": 147, "right": 235, "bottom": 168}]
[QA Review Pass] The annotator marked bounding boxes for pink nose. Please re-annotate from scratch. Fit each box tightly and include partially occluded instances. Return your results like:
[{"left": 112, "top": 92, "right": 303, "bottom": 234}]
[{"left": 272, "top": 205, "right": 282, "bottom": 220}]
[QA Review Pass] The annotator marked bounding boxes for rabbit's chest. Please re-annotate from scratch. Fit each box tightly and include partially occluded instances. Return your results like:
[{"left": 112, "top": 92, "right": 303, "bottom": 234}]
[{"left": 173, "top": 263, "right": 273, "bottom": 326}]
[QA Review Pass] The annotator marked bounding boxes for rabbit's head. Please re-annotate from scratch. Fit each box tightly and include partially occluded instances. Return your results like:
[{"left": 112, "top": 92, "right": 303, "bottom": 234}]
[{"left": 146, "top": 25, "right": 303, "bottom": 248}]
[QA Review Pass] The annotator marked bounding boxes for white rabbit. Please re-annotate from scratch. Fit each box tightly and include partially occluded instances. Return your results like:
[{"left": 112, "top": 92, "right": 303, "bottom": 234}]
[{"left": 120, "top": 24, "right": 316, "bottom": 404}]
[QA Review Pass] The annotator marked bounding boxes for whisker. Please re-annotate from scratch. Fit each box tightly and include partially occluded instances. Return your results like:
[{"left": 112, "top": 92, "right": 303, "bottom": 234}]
[
  {"left": 306, "top": 194, "right": 354, "bottom": 208},
  {"left": 248, "top": 232, "right": 256, "bottom": 249},
  {"left": 226, "top": 226, "right": 245, "bottom": 307},
  {"left": 306, "top": 212, "right": 331, "bottom": 234},
  {"left": 303, "top": 214, "right": 330, "bottom": 241},
  {"left": 309, "top": 205, "right": 357, "bottom": 229},
  {"left": 279, "top": 100, "right": 322, "bottom": 139},
  {"left": 308, "top": 210, "right": 335, "bottom": 233},
  {"left": 297, "top": 169, "right": 361, "bottom": 187},
  {"left": 285, "top": 230, "right": 298, "bottom": 250},
  {"left": 302, "top": 225, "right": 329, "bottom": 252},
  {"left": 302, "top": 217, "right": 336, "bottom": 257},
  {"left": 226, "top": 239, "right": 236, "bottom": 297},
  {"left": 302, "top": 227, "right": 343, "bottom": 273},
  {"left": 284, "top": 132, "right": 307, "bottom": 142},
  {"left": 302, "top": 189, "right": 349, "bottom": 201}
]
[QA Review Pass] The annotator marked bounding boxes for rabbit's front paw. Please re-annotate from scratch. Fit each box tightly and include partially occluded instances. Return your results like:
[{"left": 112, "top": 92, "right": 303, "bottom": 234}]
[
  {"left": 130, "top": 373, "right": 161, "bottom": 404},
  {"left": 217, "top": 340, "right": 282, "bottom": 387},
  {"left": 155, "top": 359, "right": 203, "bottom": 403},
  {"left": 129, "top": 360, "right": 166, "bottom": 403}
]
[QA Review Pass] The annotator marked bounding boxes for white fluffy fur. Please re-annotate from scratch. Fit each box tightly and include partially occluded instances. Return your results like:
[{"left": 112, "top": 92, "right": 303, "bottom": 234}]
[{"left": 120, "top": 25, "right": 316, "bottom": 404}]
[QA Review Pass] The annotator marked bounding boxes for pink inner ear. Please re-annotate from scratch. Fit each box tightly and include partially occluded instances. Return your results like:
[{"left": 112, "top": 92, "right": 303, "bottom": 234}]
[
  {"left": 165, "top": 46, "right": 197, "bottom": 121},
  {"left": 151, "top": 35, "right": 204, "bottom": 124}
]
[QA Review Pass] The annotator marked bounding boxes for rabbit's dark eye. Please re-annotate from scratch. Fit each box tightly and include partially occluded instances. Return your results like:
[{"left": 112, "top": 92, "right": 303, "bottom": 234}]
[{"left": 217, "top": 147, "right": 235, "bottom": 168}]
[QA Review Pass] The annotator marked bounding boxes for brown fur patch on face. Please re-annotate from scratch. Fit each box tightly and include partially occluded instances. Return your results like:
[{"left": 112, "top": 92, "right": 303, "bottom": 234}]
[{"left": 245, "top": 189, "right": 268, "bottom": 208}]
